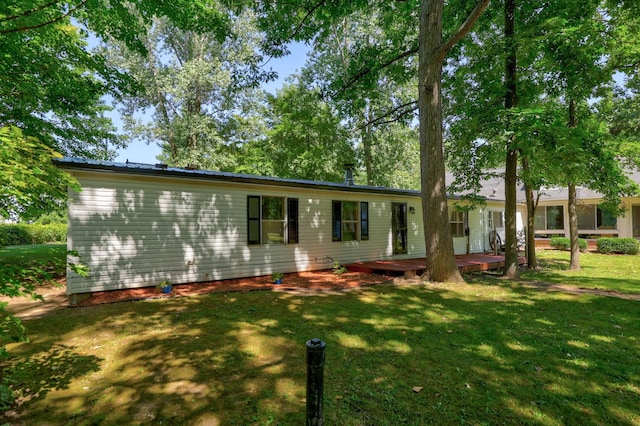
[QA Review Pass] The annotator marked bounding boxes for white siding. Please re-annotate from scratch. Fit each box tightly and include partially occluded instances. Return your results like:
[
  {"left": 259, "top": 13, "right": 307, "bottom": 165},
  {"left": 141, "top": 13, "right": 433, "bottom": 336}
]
[
  {"left": 535, "top": 198, "right": 630, "bottom": 238},
  {"left": 67, "top": 171, "right": 433, "bottom": 294}
]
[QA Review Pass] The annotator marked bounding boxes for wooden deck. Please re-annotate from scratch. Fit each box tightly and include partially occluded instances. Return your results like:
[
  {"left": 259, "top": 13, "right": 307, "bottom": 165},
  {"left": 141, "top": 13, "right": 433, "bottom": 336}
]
[{"left": 347, "top": 253, "right": 527, "bottom": 277}]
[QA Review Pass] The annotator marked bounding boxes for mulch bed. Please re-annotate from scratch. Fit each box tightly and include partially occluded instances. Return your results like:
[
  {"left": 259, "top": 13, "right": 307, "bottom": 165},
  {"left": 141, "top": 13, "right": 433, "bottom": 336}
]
[{"left": 75, "top": 271, "right": 393, "bottom": 307}]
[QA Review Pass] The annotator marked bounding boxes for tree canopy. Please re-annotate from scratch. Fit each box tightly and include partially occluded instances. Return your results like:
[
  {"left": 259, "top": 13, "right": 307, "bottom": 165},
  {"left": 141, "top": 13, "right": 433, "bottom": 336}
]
[{"left": 0, "top": 0, "right": 234, "bottom": 218}]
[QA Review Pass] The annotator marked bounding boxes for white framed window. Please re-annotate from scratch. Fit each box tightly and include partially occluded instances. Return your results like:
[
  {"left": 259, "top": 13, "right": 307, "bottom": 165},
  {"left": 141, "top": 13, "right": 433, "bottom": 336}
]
[
  {"left": 248, "top": 196, "right": 298, "bottom": 245},
  {"left": 332, "top": 200, "right": 369, "bottom": 241},
  {"left": 534, "top": 205, "right": 564, "bottom": 230},
  {"left": 450, "top": 211, "right": 466, "bottom": 237},
  {"left": 577, "top": 204, "right": 617, "bottom": 230}
]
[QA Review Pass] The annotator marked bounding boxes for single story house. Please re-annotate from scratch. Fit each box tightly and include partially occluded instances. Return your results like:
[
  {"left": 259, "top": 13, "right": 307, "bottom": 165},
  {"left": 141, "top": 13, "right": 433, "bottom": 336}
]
[
  {"left": 448, "top": 169, "right": 640, "bottom": 244},
  {"left": 529, "top": 173, "right": 640, "bottom": 241},
  {"left": 57, "top": 157, "right": 515, "bottom": 301}
]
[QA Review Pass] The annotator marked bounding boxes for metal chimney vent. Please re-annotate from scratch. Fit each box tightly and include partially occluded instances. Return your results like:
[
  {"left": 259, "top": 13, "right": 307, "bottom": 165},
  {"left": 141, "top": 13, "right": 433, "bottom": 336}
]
[{"left": 344, "top": 163, "right": 355, "bottom": 185}]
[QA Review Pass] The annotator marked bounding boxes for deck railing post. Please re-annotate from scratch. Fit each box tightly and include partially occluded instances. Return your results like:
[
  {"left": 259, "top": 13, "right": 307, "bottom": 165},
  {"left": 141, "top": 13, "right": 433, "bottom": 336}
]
[{"left": 306, "top": 338, "right": 326, "bottom": 426}]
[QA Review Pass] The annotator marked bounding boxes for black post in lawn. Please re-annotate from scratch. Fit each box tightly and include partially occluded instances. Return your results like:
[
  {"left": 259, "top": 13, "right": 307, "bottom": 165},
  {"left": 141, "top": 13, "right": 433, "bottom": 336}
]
[{"left": 306, "top": 338, "right": 326, "bottom": 426}]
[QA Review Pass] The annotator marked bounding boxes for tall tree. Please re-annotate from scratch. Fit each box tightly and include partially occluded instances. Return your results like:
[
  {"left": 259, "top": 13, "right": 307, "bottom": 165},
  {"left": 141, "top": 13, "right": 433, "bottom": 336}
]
[
  {"left": 445, "top": 1, "right": 639, "bottom": 273},
  {"left": 1, "top": 0, "right": 233, "bottom": 216},
  {"left": 254, "top": 0, "right": 489, "bottom": 282},
  {"left": 503, "top": 0, "right": 519, "bottom": 276},
  {"left": 252, "top": 82, "right": 356, "bottom": 181},
  {"left": 537, "top": 1, "right": 613, "bottom": 270},
  {"left": 101, "top": 11, "right": 270, "bottom": 170}
]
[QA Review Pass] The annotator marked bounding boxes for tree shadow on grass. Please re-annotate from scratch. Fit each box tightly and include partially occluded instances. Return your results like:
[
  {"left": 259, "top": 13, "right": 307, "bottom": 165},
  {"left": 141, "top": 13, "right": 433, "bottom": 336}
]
[
  {"left": 3, "top": 284, "right": 640, "bottom": 425},
  {"left": 1, "top": 343, "right": 101, "bottom": 422}
]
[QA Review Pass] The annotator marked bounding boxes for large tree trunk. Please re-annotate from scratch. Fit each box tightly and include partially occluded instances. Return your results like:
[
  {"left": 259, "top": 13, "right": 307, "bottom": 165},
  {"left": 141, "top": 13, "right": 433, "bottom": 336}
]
[
  {"left": 568, "top": 99, "right": 581, "bottom": 270},
  {"left": 522, "top": 156, "right": 538, "bottom": 269},
  {"left": 418, "top": 0, "right": 463, "bottom": 283},
  {"left": 503, "top": 0, "right": 519, "bottom": 277},
  {"left": 568, "top": 182, "right": 581, "bottom": 270}
]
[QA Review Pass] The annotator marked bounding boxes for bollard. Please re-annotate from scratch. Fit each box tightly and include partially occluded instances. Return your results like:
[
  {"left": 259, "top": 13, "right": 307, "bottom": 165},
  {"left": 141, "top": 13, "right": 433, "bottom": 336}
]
[{"left": 306, "top": 338, "right": 326, "bottom": 426}]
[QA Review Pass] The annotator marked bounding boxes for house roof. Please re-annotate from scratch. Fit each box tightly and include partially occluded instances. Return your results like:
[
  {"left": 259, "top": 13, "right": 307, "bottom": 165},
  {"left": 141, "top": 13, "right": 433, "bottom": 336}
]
[
  {"left": 56, "top": 157, "right": 440, "bottom": 198},
  {"left": 445, "top": 169, "right": 524, "bottom": 203},
  {"left": 446, "top": 167, "right": 640, "bottom": 203}
]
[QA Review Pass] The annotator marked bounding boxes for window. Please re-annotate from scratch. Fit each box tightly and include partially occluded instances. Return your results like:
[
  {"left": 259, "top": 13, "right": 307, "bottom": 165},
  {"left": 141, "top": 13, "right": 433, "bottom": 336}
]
[
  {"left": 333, "top": 200, "right": 368, "bottom": 241},
  {"left": 534, "top": 206, "right": 564, "bottom": 230},
  {"left": 577, "top": 204, "right": 595, "bottom": 229},
  {"left": 247, "top": 196, "right": 299, "bottom": 245},
  {"left": 598, "top": 207, "right": 617, "bottom": 229},
  {"left": 577, "top": 204, "right": 617, "bottom": 230},
  {"left": 488, "top": 211, "right": 503, "bottom": 229},
  {"left": 450, "top": 211, "right": 466, "bottom": 237}
]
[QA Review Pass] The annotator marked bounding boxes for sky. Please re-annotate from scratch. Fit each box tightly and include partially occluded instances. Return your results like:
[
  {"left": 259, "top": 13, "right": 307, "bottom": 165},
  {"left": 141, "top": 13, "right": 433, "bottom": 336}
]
[{"left": 113, "top": 42, "right": 310, "bottom": 164}]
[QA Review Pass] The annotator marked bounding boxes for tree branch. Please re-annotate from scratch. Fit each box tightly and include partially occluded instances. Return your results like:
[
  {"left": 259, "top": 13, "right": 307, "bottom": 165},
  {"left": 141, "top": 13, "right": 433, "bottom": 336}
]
[
  {"left": 0, "top": 0, "right": 62, "bottom": 23},
  {"left": 336, "top": 45, "right": 418, "bottom": 96},
  {"left": 290, "top": 0, "right": 324, "bottom": 40},
  {"left": 438, "top": 0, "right": 491, "bottom": 56},
  {"left": 356, "top": 100, "right": 418, "bottom": 130},
  {"left": 0, "top": 0, "right": 88, "bottom": 35}
]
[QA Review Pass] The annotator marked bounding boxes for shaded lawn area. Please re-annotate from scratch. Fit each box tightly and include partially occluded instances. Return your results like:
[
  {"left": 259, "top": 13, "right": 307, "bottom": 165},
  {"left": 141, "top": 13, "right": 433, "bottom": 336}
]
[
  {"left": 2, "top": 277, "right": 639, "bottom": 424},
  {"left": 0, "top": 244, "right": 67, "bottom": 294},
  {"left": 0, "top": 244, "right": 66, "bottom": 272},
  {"left": 523, "top": 250, "right": 640, "bottom": 295}
]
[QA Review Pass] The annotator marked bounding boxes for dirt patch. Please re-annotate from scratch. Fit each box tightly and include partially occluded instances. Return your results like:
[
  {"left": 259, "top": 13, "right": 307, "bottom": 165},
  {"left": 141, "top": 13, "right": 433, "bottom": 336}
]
[
  {"left": 75, "top": 270, "right": 393, "bottom": 307},
  {"left": 5, "top": 271, "right": 638, "bottom": 320},
  {"left": 522, "top": 281, "right": 640, "bottom": 301},
  {"left": 0, "top": 278, "right": 67, "bottom": 320},
  {"left": 3, "top": 271, "right": 395, "bottom": 319}
]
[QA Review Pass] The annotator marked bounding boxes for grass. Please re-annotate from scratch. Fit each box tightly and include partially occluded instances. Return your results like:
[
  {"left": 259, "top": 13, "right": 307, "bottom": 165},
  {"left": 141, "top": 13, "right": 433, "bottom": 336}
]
[
  {"left": 0, "top": 244, "right": 67, "bottom": 292},
  {"left": 0, "top": 244, "right": 66, "bottom": 266},
  {"left": 1, "top": 248, "right": 639, "bottom": 425},
  {"left": 524, "top": 250, "right": 640, "bottom": 295}
]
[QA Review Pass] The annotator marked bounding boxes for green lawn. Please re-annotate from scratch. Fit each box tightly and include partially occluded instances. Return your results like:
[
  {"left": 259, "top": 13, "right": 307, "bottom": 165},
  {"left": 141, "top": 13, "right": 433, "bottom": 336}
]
[
  {"left": 0, "top": 243, "right": 66, "bottom": 264},
  {"left": 0, "top": 244, "right": 66, "bottom": 298},
  {"left": 525, "top": 250, "right": 640, "bottom": 295},
  {"left": 1, "top": 249, "right": 639, "bottom": 425}
]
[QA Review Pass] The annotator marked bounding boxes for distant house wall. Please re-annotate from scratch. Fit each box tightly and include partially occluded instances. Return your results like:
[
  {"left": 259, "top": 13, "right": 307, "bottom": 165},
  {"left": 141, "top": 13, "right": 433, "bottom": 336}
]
[{"left": 533, "top": 198, "right": 640, "bottom": 240}]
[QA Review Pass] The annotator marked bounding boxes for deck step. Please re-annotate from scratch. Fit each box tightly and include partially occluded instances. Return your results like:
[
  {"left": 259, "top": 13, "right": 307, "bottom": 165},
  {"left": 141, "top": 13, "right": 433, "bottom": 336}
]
[{"left": 347, "top": 254, "right": 527, "bottom": 276}]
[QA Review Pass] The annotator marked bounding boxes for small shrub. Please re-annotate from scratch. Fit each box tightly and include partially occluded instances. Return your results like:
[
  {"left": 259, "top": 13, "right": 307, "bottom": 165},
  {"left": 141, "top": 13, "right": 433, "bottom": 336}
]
[
  {"left": 32, "top": 211, "right": 67, "bottom": 225},
  {"left": 0, "top": 224, "right": 67, "bottom": 246},
  {"left": 0, "top": 225, "right": 31, "bottom": 246},
  {"left": 549, "top": 237, "right": 587, "bottom": 252},
  {"left": 28, "top": 224, "right": 67, "bottom": 244},
  {"left": 597, "top": 238, "right": 640, "bottom": 255},
  {"left": 332, "top": 261, "right": 348, "bottom": 275}
]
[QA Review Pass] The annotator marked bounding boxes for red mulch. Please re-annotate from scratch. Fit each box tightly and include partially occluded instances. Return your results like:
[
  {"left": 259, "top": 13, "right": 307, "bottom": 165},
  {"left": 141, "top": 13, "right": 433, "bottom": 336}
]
[{"left": 75, "top": 271, "right": 393, "bottom": 307}]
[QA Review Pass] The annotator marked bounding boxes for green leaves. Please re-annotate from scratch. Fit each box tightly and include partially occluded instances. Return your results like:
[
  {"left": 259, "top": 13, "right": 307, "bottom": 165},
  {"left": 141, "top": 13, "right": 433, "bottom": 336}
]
[
  {"left": 0, "top": 126, "right": 79, "bottom": 220},
  {"left": 102, "top": 10, "right": 269, "bottom": 171},
  {"left": 260, "top": 83, "right": 355, "bottom": 182}
]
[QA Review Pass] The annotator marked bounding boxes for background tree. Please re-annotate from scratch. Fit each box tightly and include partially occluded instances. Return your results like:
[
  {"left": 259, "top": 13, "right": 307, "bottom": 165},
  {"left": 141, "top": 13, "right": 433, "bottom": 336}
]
[
  {"left": 300, "top": 11, "right": 421, "bottom": 188},
  {"left": 101, "top": 10, "right": 272, "bottom": 171},
  {"left": 253, "top": 0, "right": 490, "bottom": 282},
  {"left": 246, "top": 81, "right": 355, "bottom": 181},
  {"left": 1, "top": 0, "right": 233, "bottom": 217}
]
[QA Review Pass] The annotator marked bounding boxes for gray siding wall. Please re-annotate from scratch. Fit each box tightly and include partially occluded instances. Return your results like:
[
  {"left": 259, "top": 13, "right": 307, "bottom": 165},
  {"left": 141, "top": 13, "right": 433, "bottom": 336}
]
[{"left": 67, "top": 171, "right": 433, "bottom": 294}]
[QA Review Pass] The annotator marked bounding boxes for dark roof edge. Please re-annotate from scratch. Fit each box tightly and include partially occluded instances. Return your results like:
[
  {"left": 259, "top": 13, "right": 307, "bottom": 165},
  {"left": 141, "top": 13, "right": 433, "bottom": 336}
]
[{"left": 56, "top": 157, "right": 457, "bottom": 199}]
